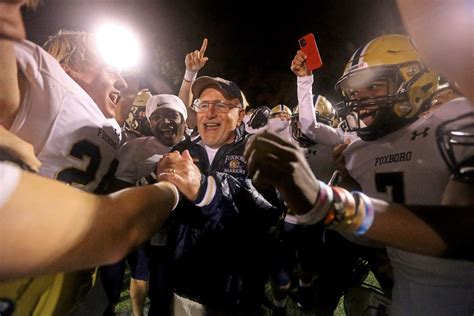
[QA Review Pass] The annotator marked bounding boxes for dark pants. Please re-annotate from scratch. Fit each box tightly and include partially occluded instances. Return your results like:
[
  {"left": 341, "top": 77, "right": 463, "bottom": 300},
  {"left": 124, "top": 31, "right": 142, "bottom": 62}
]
[{"left": 147, "top": 245, "right": 174, "bottom": 316}]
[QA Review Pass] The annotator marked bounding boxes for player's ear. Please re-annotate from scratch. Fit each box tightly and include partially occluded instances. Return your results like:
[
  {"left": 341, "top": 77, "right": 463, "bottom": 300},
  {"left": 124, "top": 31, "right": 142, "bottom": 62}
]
[
  {"left": 61, "top": 63, "right": 75, "bottom": 76},
  {"left": 61, "top": 63, "right": 87, "bottom": 82},
  {"left": 61, "top": 62, "right": 85, "bottom": 76}
]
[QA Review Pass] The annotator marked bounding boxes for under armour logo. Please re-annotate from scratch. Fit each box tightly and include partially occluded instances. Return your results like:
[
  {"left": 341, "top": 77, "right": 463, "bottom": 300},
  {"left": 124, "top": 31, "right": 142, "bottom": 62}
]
[{"left": 411, "top": 127, "right": 430, "bottom": 140}]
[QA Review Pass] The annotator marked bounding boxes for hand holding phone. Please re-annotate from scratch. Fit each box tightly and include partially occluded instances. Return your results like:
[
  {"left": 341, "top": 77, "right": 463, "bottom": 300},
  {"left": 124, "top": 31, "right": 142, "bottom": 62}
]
[{"left": 298, "top": 33, "right": 323, "bottom": 71}]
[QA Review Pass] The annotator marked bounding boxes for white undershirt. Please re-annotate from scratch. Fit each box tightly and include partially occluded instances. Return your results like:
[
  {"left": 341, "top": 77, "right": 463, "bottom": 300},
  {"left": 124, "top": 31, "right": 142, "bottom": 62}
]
[{"left": 204, "top": 145, "right": 219, "bottom": 165}]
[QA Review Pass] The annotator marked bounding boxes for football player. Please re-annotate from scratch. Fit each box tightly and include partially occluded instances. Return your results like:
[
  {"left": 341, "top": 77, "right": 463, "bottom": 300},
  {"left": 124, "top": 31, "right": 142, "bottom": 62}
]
[
  {"left": 0, "top": 27, "right": 125, "bottom": 315},
  {"left": 246, "top": 33, "right": 473, "bottom": 315},
  {"left": 334, "top": 34, "right": 474, "bottom": 314},
  {"left": 0, "top": 2, "right": 178, "bottom": 315},
  {"left": 291, "top": 50, "right": 359, "bottom": 148},
  {"left": 101, "top": 93, "right": 188, "bottom": 316}
]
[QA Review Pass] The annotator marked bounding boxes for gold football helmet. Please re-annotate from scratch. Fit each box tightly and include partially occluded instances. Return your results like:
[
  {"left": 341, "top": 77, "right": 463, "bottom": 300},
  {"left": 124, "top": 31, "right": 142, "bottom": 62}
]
[
  {"left": 335, "top": 34, "right": 440, "bottom": 141},
  {"left": 124, "top": 89, "right": 153, "bottom": 137},
  {"left": 271, "top": 104, "right": 292, "bottom": 120},
  {"left": 314, "top": 95, "right": 337, "bottom": 127}
]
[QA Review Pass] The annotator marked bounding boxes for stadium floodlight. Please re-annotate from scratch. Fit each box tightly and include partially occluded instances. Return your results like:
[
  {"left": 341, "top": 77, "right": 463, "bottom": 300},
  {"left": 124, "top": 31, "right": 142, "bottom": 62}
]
[{"left": 95, "top": 23, "right": 141, "bottom": 71}]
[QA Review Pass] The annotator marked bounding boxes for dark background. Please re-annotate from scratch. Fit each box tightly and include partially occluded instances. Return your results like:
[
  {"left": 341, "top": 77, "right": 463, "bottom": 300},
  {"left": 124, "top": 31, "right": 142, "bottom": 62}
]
[{"left": 24, "top": 0, "right": 406, "bottom": 109}]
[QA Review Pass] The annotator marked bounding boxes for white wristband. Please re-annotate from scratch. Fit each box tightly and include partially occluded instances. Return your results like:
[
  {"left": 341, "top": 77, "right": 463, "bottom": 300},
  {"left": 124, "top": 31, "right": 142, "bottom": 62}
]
[
  {"left": 184, "top": 69, "right": 197, "bottom": 82},
  {"left": 295, "top": 181, "right": 332, "bottom": 225},
  {"left": 195, "top": 176, "right": 217, "bottom": 207},
  {"left": 169, "top": 183, "right": 180, "bottom": 210},
  {"left": 157, "top": 181, "right": 180, "bottom": 210}
]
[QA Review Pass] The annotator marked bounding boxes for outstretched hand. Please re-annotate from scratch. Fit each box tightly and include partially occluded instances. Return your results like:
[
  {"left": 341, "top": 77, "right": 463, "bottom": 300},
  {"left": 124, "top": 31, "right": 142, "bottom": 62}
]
[
  {"left": 157, "top": 150, "right": 202, "bottom": 202},
  {"left": 244, "top": 130, "right": 319, "bottom": 215},
  {"left": 185, "top": 38, "right": 209, "bottom": 72},
  {"left": 290, "top": 50, "right": 312, "bottom": 77}
]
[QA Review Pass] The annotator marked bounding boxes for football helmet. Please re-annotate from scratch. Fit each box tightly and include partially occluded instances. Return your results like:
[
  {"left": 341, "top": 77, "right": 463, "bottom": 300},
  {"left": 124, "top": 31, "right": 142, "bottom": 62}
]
[
  {"left": 314, "top": 95, "right": 337, "bottom": 127},
  {"left": 335, "top": 34, "right": 439, "bottom": 141},
  {"left": 124, "top": 89, "right": 153, "bottom": 137},
  {"left": 291, "top": 96, "right": 337, "bottom": 147},
  {"left": 248, "top": 106, "right": 271, "bottom": 129},
  {"left": 436, "top": 112, "right": 474, "bottom": 183},
  {"left": 290, "top": 105, "right": 315, "bottom": 148},
  {"left": 271, "top": 104, "right": 293, "bottom": 120}
]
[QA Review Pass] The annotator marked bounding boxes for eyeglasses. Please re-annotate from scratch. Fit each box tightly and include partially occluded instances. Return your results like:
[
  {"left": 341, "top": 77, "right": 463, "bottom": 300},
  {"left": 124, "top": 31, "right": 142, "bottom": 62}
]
[{"left": 193, "top": 99, "right": 242, "bottom": 113}]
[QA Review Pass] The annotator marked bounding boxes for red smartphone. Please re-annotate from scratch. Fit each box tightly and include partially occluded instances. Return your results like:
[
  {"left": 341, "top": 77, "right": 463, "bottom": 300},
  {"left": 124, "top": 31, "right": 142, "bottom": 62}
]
[{"left": 298, "top": 33, "right": 323, "bottom": 71}]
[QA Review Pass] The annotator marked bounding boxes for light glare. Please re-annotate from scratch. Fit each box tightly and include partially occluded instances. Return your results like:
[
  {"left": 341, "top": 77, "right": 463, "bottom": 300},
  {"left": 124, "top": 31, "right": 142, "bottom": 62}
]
[{"left": 96, "top": 23, "right": 141, "bottom": 71}]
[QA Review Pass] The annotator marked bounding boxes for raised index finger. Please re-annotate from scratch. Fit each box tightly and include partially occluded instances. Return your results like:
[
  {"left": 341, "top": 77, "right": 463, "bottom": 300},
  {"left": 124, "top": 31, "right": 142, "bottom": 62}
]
[{"left": 199, "top": 38, "right": 208, "bottom": 58}]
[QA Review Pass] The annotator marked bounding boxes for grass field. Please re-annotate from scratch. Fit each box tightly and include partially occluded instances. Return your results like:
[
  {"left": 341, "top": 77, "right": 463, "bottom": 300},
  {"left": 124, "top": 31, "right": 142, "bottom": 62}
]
[{"left": 114, "top": 269, "right": 382, "bottom": 315}]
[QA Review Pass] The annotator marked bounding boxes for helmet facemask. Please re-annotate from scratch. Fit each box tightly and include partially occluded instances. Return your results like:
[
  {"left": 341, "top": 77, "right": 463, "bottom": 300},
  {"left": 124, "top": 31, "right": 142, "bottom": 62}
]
[
  {"left": 437, "top": 113, "right": 474, "bottom": 183},
  {"left": 290, "top": 113, "right": 316, "bottom": 148},
  {"left": 124, "top": 89, "right": 153, "bottom": 137},
  {"left": 335, "top": 62, "right": 432, "bottom": 141}
]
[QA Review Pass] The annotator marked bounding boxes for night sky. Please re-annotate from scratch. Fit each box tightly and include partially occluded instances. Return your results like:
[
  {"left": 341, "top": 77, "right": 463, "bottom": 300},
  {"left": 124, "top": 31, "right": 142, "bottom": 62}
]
[{"left": 23, "top": 0, "right": 406, "bottom": 108}]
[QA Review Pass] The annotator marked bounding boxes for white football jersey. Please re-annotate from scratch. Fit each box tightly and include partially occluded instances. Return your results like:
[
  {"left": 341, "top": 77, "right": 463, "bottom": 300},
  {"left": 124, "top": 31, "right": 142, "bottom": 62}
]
[
  {"left": 246, "top": 111, "right": 337, "bottom": 183},
  {"left": 270, "top": 118, "right": 337, "bottom": 183},
  {"left": 344, "top": 98, "right": 474, "bottom": 314},
  {"left": 115, "top": 136, "right": 171, "bottom": 184},
  {"left": 10, "top": 41, "right": 121, "bottom": 193},
  {"left": 303, "top": 143, "right": 336, "bottom": 183}
]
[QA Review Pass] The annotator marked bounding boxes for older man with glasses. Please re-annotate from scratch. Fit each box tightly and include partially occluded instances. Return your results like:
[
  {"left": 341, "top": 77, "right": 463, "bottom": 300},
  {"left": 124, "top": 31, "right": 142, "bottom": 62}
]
[{"left": 148, "top": 76, "right": 284, "bottom": 315}]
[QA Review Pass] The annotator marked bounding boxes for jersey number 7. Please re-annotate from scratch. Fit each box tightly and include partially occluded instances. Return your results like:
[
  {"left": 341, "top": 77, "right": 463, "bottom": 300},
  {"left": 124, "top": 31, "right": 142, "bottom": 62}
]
[{"left": 375, "top": 172, "right": 405, "bottom": 203}]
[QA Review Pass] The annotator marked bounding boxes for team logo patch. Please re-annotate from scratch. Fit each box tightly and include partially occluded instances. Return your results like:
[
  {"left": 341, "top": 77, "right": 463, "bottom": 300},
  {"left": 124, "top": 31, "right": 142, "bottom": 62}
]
[{"left": 224, "top": 155, "right": 246, "bottom": 174}]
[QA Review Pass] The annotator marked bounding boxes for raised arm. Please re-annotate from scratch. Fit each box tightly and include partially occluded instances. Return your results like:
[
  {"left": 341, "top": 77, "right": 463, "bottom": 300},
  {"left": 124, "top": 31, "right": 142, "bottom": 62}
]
[
  {"left": 291, "top": 50, "right": 345, "bottom": 146},
  {"left": 178, "top": 38, "right": 209, "bottom": 129}
]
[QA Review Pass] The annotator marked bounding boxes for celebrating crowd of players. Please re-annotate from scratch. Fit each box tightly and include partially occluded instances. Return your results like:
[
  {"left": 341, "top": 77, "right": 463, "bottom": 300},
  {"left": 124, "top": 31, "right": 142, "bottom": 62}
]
[{"left": 0, "top": 0, "right": 473, "bottom": 315}]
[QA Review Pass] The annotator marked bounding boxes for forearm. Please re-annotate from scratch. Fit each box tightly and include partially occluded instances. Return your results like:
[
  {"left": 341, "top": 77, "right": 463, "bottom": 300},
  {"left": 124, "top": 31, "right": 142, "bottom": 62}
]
[
  {"left": 297, "top": 75, "right": 316, "bottom": 133},
  {"left": 363, "top": 200, "right": 448, "bottom": 257},
  {"left": 0, "top": 171, "right": 177, "bottom": 279},
  {"left": 103, "top": 181, "right": 177, "bottom": 254},
  {"left": 178, "top": 74, "right": 197, "bottom": 129},
  {"left": 0, "top": 40, "right": 20, "bottom": 127},
  {"left": 297, "top": 76, "right": 344, "bottom": 146},
  {"left": 295, "top": 183, "right": 472, "bottom": 260}
]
